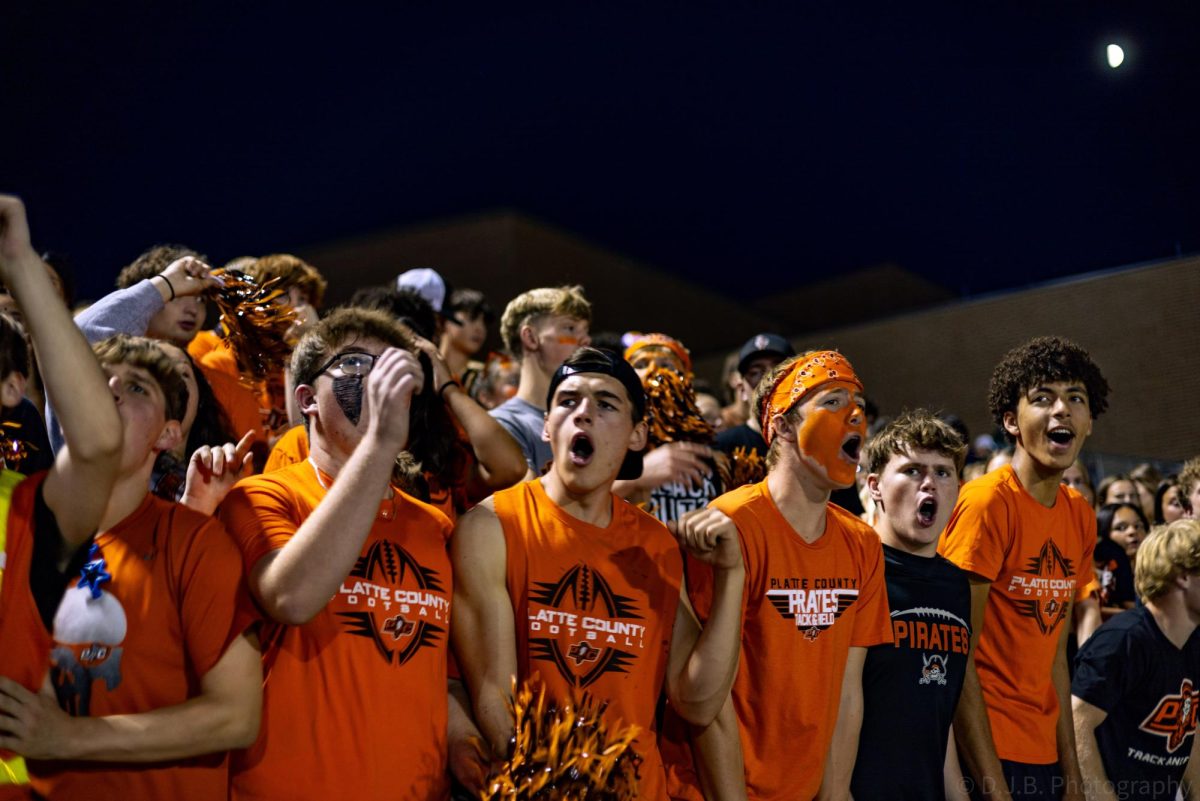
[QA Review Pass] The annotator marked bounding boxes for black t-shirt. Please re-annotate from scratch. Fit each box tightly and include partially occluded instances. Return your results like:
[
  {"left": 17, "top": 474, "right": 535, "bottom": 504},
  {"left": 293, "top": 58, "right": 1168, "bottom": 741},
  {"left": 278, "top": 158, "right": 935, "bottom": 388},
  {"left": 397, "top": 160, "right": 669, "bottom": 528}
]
[
  {"left": 852, "top": 544, "right": 972, "bottom": 801},
  {"left": 1094, "top": 537, "right": 1136, "bottom": 609},
  {"left": 714, "top": 424, "right": 766, "bottom": 458},
  {"left": 1, "top": 398, "right": 53, "bottom": 475},
  {"left": 1072, "top": 606, "right": 1200, "bottom": 801}
]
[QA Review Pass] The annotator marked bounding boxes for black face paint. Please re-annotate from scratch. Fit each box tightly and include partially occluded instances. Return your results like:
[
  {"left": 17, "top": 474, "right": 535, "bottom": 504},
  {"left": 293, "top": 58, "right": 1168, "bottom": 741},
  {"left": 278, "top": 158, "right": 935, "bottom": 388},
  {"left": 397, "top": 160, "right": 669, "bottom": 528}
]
[{"left": 333, "top": 375, "right": 365, "bottom": 425}]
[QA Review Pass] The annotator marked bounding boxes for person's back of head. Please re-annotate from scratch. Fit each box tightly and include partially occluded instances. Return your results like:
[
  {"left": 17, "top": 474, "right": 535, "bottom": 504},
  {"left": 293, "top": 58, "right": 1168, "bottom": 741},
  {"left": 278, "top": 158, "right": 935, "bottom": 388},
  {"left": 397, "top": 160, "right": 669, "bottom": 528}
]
[{"left": 346, "top": 286, "right": 438, "bottom": 340}]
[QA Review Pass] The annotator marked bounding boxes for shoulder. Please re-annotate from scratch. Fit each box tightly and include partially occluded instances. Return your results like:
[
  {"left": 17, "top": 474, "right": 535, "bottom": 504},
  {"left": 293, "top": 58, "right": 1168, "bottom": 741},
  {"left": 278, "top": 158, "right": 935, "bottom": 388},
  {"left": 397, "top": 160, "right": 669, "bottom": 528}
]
[
  {"left": 711, "top": 481, "right": 763, "bottom": 516},
  {"left": 957, "top": 467, "right": 1019, "bottom": 509},
  {"left": 398, "top": 491, "right": 455, "bottom": 540},
  {"left": 1082, "top": 608, "right": 1145, "bottom": 656}
]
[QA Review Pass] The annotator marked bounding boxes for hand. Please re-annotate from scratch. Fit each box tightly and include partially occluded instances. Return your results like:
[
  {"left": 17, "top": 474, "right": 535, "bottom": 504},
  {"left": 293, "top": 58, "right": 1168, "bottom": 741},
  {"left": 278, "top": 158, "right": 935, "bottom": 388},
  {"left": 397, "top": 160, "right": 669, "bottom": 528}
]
[
  {"left": 0, "top": 195, "right": 37, "bottom": 279},
  {"left": 641, "top": 442, "right": 713, "bottom": 490},
  {"left": 158, "top": 255, "right": 223, "bottom": 299},
  {"left": 409, "top": 335, "right": 454, "bottom": 392},
  {"left": 362, "top": 348, "right": 424, "bottom": 449},
  {"left": 181, "top": 430, "right": 256, "bottom": 516},
  {"left": 0, "top": 676, "right": 73, "bottom": 760},
  {"left": 670, "top": 507, "right": 743, "bottom": 571},
  {"left": 448, "top": 734, "right": 492, "bottom": 795}
]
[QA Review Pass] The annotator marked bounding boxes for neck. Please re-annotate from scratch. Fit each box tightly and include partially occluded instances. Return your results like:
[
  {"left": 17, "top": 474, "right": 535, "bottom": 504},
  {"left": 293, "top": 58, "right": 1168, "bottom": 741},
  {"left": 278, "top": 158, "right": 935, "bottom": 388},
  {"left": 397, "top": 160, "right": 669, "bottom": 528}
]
[
  {"left": 515, "top": 357, "right": 550, "bottom": 410},
  {"left": 307, "top": 427, "right": 352, "bottom": 479},
  {"left": 440, "top": 341, "right": 471, "bottom": 376},
  {"left": 100, "top": 461, "right": 155, "bottom": 531},
  {"left": 875, "top": 518, "right": 939, "bottom": 557},
  {"left": 539, "top": 472, "right": 614, "bottom": 528},
  {"left": 1147, "top": 596, "right": 1198, "bottom": 649},
  {"left": 1010, "top": 447, "right": 1063, "bottom": 507},
  {"left": 766, "top": 458, "right": 833, "bottom": 543}
]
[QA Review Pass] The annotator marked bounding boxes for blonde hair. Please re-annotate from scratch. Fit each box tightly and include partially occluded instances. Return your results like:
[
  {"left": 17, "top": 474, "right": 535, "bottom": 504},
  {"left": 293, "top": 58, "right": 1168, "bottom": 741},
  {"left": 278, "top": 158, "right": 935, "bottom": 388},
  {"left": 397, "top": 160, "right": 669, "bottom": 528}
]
[
  {"left": 752, "top": 352, "right": 813, "bottom": 470},
  {"left": 499, "top": 285, "right": 591, "bottom": 357},
  {"left": 1135, "top": 519, "right": 1200, "bottom": 603},
  {"left": 1179, "top": 457, "right": 1200, "bottom": 513}
]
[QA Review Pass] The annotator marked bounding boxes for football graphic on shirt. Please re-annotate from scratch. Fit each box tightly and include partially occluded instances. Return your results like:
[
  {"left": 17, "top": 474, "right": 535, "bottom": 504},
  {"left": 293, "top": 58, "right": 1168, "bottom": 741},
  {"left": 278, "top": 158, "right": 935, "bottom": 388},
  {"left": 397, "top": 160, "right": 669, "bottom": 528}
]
[
  {"left": 50, "top": 584, "right": 128, "bottom": 716},
  {"left": 1009, "top": 537, "right": 1077, "bottom": 636},
  {"left": 1140, "top": 678, "right": 1200, "bottom": 753},
  {"left": 336, "top": 538, "right": 449, "bottom": 667},
  {"left": 527, "top": 562, "right": 645, "bottom": 689}
]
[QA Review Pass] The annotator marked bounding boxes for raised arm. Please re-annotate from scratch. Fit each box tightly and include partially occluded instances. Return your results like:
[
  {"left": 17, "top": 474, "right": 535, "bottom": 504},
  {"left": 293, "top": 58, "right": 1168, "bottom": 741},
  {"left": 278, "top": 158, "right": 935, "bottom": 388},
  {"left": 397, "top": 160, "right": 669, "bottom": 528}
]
[
  {"left": 0, "top": 630, "right": 261, "bottom": 761},
  {"left": 666, "top": 507, "right": 745, "bottom": 726},
  {"left": 249, "top": 348, "right": 421, "bottom": 625},
  {"left": 0, "top": 195, "right": 122, "bottom": 546},
  {"left": 411, "top": 336, "right": 526, "bottom": 495},
  {"left": 450, "top": 499, "right": 519, "bottom": 758},
  {"left": 953, "top": 577, "right": 1013, "bottom": 801}
]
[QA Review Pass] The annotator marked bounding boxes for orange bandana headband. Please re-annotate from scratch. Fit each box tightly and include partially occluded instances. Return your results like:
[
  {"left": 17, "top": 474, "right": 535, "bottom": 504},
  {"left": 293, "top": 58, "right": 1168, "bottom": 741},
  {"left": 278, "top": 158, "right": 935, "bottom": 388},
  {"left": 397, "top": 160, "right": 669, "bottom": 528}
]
[
  {"left": 760, "top": 351, "right": 863, "bottom": 444},
  {"left": 623, "top": 333, "right": 692, "bottom": 374}
]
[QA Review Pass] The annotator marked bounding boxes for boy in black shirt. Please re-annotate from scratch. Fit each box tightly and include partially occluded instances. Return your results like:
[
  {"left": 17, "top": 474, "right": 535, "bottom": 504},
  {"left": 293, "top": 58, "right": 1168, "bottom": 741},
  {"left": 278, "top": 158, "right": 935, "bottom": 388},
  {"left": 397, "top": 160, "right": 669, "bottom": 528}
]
[
  {"left": 1073, "top": 519, "right": 1200, "bottom": 801},
  {"left": 852, "top": 410, "right": 975, "bottom": 800}
]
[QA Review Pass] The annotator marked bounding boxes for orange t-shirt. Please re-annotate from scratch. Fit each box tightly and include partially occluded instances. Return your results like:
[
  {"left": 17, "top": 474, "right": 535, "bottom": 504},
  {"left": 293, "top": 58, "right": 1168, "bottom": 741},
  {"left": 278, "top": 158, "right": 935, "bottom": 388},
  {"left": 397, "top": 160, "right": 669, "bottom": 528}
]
[
  {"left": 264, "top": 425, "right": 309, "bottom": 473},
  {"left": 29, "top": 495, "right": 255, "bottom": 801},
  {"left": 493, "top": 479, "right": 683, "bottom": 801},
  {"left": 187, "top": 329, "right": 224, "bottom": 365},
  {"left": 0, "top": 473, "right": 54, "bottom": 694},
  {"left": 938, "top": 464, "right": 1096, "bottom": 764},
  {"left": 682, "top": 481, "right": 892, "bottom": 801},
  {"left": 219, "top": 460, "right": 453, "bottom": 801}
]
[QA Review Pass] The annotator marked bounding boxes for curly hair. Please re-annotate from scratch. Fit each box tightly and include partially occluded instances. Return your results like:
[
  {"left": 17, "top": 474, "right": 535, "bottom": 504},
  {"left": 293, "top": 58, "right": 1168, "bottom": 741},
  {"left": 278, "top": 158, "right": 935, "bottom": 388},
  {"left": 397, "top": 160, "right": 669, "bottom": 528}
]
[
  {"left": 864, "top": 409, "right": 967, "bottom": 477},
  {"left": 1179, "top": 457, "right": 1200, "bottom": 515},
  {"left": 116, "top": 244, "right": 206, "bottom": 289},
  {"left": 987, "top": 336, "right": 1109, "bottom": 436},
  {"left": 245, "top": 254, "right": 328, "bottom": 310},
  {"left": 1135, "top": 519, "right": 1200, "bottom": 603},
  {"left": 291, "top": 307, "right": 467, "bottom": 502}
]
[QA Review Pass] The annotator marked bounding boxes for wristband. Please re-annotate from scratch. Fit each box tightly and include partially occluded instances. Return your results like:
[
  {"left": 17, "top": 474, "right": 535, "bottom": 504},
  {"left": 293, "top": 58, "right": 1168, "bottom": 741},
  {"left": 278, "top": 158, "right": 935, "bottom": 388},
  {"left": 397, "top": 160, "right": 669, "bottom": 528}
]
[
  {"left": 438, "top": 379, "right": 459, "bottom": 398},
  {"left": 156, "top": 274, "right": 176, "bottom": 301}
]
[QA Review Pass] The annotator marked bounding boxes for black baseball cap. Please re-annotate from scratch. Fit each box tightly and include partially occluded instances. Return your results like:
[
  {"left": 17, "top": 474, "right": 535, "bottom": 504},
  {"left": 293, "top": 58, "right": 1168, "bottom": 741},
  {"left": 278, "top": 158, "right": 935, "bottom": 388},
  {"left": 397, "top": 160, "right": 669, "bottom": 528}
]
[
  {"left": 737, "top": 333, "right": 796, "bottom": 375},
  {"left": 546, "top": 348, "right": 646, "bottom": 480}
]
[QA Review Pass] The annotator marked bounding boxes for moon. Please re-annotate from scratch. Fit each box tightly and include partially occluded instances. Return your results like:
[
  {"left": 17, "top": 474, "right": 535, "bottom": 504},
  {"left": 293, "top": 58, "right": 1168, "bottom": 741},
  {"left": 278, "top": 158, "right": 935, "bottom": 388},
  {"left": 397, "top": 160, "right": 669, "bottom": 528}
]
[{"left": 1107, "top": 44, "right": 1125, "bottom": 69}]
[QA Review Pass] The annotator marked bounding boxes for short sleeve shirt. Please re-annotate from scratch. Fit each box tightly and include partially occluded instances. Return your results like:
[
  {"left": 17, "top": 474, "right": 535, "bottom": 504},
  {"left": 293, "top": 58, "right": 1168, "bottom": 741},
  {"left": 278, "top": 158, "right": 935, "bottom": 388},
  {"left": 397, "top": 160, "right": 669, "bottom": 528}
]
[
  {"left": 489, "top": 397, "right": 551, "bottom": 474},
  {"left": 1073, "top": 607, "right": 1200, "bottom": 800},
  {"left": 938, "top": 465, "right": 1097, "bottom": 763}
]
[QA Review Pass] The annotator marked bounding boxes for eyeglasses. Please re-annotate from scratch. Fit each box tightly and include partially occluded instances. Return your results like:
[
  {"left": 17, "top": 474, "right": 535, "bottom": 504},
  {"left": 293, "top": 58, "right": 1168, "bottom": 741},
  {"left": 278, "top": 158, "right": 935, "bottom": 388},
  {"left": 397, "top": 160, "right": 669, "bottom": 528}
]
[{"left": 310, "top": 350, "right": 378, "bottom": 381}]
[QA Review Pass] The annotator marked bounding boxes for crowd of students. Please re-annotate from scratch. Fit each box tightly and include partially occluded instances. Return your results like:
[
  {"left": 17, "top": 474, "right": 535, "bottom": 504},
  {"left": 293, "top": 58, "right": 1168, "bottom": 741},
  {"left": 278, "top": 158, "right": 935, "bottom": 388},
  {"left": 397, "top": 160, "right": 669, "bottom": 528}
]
[{"left": 1, "top": 192, "right": 1199, "bottom": 801}]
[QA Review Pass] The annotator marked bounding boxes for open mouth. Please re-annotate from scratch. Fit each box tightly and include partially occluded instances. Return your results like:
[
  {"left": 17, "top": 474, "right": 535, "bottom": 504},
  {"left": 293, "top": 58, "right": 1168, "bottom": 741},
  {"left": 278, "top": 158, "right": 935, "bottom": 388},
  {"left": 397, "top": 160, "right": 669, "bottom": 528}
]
[
  {"left": 178, "top": 320, "right": 197, "bottom": 332},
  {"left": 917, "top": 497, "right": 938, "bottom": 528},
  {"left": 1047, "top": 427, "right": 1075, "bottom": 447},
  {"left": 841, "top": 434, "right": 862, "bottom": 462},
  {"left": 569, "top": 432, "right": 594, "bottom": 466}
]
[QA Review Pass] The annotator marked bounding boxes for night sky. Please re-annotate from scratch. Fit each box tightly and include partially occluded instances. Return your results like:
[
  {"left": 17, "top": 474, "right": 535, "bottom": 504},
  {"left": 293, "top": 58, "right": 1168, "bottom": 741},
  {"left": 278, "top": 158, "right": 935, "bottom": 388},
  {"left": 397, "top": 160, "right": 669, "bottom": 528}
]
[{"left": 8, "top": 3, "right": 1199, "bottom": 303}]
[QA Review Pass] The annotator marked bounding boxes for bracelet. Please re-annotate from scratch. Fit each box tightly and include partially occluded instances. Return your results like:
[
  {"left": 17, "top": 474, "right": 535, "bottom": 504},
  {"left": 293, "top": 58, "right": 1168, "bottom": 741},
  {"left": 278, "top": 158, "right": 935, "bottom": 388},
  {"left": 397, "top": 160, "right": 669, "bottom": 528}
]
[
  {"left": 156, "top": 274, "right": 176, "bottom": 301},
  {"left": 437, "top": 379, "right": 459, "bottom": 398}
]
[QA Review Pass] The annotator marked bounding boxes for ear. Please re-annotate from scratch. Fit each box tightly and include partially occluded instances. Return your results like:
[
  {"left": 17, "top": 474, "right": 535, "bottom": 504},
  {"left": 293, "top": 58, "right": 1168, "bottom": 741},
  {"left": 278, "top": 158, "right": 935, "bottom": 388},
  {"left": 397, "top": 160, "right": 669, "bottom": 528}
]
[
  {"left": 520, "top": 323, "right": 540, "bottom": 354},
  {"left": 771, "top": 412, "right": 798, "bottom": 445},
  {"left": 628, "top": 420, "right": 649, "bottom": 453},
  {"left": 1002, "top": 410, "right": 1020, "bottom": 441},
  {"left": 0, "top": 372, "right": 26, "bottom": 408},
  {"left": 296, "top": 384, "right": 318, "bottom": 419},
  {"left": 155, "top": 419, "right": 183, "bottom": 454},
  {"left": 867, "top": 473, "right": 883, "bottom": 505}
]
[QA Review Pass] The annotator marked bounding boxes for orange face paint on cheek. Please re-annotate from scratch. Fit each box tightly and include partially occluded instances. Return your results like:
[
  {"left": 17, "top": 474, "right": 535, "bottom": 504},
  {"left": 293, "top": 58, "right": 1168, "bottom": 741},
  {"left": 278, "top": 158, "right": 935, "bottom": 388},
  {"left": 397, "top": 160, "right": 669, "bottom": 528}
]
[
  {"left": 797, "top": 406, "right": 865, "bottom": 487},
  {"left": 556, "top": 336, "right": 581, "bottom": 345}
]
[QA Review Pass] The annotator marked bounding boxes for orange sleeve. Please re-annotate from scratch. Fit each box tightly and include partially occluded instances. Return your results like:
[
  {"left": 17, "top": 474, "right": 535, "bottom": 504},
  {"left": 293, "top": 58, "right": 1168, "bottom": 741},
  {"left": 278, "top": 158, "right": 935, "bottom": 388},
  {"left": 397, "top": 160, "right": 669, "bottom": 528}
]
[
  {"left": 173, "top": 513, "right": 261, "bottom": 678},
  {"left": 938, "top": 484, "right": 1011, "bottom": 581},
  {"left": 850, "top": 532, "right": 893, "bottom": 647},
  {"left": 218, "top": 475, "right": 304, "bottom": 575}
]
